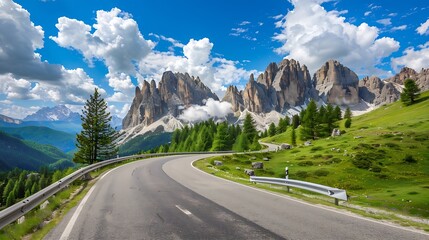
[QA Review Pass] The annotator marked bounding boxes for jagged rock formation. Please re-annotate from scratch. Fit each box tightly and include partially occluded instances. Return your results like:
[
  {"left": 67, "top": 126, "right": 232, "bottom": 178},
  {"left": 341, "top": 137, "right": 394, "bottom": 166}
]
[
  {"left": 122, "top": 71, "right": 218, "bottom": 129},
  {"left": 358, "top": 76, "right": 400, "bottom": 105},
  {"left": 385, "top": 67, "right": 429, "bottom": 92},
  {"left": 313, "top": 60, "right": 359, "bottom": 105},
  {"left": 223, "top": 86, "right": 244, "bottom": 112},
  {"left": 223, "top": 59, "right": 313, "bottom": 114}
]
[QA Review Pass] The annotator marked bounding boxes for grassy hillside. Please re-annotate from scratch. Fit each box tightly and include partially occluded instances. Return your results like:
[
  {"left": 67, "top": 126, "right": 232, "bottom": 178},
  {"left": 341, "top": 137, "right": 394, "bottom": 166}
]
[
  {"left": 0, "top": 131, "right": 60, "bottom": 171},
  {"left": 0, "top": 126, "right": 76, "bottom": 152},
  {"left": 196, "top": 91, "right": 429, "bottom": 219}
]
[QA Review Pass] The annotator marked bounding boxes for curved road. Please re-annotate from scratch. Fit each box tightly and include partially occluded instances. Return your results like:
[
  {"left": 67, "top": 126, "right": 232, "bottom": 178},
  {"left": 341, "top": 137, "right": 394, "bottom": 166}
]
[{"left": 46, "top": 155, "right": 428, "bottom": 240}]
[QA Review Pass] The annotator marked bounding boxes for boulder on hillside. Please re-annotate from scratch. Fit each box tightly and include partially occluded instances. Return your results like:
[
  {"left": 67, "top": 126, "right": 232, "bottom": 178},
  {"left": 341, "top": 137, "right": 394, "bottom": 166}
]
[
  {"left": 244, "top": 169, "right": 255, "bottom": 176},
  {"left": 252, "top": 162, "right": 264, "bottom": 169},
  {"left": 331, "top": 128, "right": 341, "bottom": 137}
]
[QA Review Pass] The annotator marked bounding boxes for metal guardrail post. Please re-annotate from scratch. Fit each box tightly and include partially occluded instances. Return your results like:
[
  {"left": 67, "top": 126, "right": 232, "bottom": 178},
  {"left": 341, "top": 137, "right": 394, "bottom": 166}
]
[{"left": 250, "top": 176, "right": 347, "bottom": 204}]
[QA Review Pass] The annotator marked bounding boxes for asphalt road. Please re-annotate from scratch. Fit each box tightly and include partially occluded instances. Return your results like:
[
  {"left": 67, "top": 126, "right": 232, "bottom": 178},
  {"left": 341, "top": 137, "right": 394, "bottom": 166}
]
[{"left": 46, "top": 154, "right": 428, "bottom": 240}]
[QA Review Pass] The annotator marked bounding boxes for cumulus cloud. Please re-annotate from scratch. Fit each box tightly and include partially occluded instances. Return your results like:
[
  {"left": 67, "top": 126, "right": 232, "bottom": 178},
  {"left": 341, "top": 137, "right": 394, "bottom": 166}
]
[
  {"left": 391, "top": 42, "right": 429, "bottom": 72},
  {"left": 416, "top": 19, "right": 429, "bottom": 35},
  {"left": 230, "top": 28, "right": 248, "bottom": 36},
  {"left": 364, "top": 11, "right": 371, "bottom": 16},
  {"left": 0, "top": 0, "right": 107, "bottom": 117},
  {"left": 178, "top": 99, "right": 232, "bottom": 122},
  {"left": 0, "top": 0, "right": 62, "bottom": 81},
  {"left": 273, "top": 0, "right": 400, "bottom": 76},
  {"left": 51, "top": 8, "right": 154, "bottom": 74},
  {"left": 51, "top": 8, "right": 155, "bottom": 103},
  {"left": 239, "top": 21, "right": 251, "bottom": 26},
  {"left": 138, "top": 38, "right": 256, "bottom": 96},
  {"left": 0, "top": 104, "right": 40, "bottom": 119}
]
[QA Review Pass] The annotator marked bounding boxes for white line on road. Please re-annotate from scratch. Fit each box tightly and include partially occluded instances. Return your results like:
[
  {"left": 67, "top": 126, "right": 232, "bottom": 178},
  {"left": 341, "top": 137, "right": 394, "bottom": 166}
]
[
  {"left": 59, "top": 166, "right": 122, "bottom": 240},
  {"left": 175, "top": 205, "right": 192, "bottom": 215},
  {"left": 60, "top": 185, "right": 96, "bottom": 240}
]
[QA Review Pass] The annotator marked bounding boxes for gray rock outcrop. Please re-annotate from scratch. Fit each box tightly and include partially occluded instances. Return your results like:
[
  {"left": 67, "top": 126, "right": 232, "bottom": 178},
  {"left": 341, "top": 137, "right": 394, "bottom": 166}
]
[
  {"left": 314, "top": 60, "right": 359, "bottom": 105},
  {"left": 123, "top": 71, "right": 218, "bottom": 129},
  {"left": 358, "top": 76, "right": 400, "bottom": 105}
]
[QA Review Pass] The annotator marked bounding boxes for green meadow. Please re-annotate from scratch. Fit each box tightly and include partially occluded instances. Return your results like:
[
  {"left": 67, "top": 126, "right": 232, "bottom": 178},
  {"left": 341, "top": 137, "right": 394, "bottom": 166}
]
[{"left": 195, "top": 91, "right": 429, "bottom": 221}]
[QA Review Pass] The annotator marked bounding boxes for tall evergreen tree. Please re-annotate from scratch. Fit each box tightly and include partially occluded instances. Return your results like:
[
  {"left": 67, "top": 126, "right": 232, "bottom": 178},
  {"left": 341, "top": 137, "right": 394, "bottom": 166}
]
[
  {"left": 233, "top": 132, "right": 250, "bottom": 151},
  {"left": 268, "top": 123, "right": 276, "bottom": 137},
  {"left": 3, "top": 179, "right": 14, "bottom": 206},
  {"left": 292, "top": 114, "right": 300, "bottom": 129},
  {"left": 301, "top": 100, "right": 319, "bottom": 140},
  {"left": 211, "top": 122, "right": 230, "bottom": 151},
  {"left": 276, "top": 117, "right": 288, "bottom": 134},
  {"left": 291, "top": 128, "right": 297, "bottom": 146},
  {"left": 334, "top": 106, "right": 342, "bottom": 121},
  {"left": 401, "top": 79, "right": 420, "bottom": 106},
  {"left": 243, "top": 113, "right": 257, "bottom": 142},
  {"left": 344, "top": 107, "right": 352, "bottom": 119},
  {"left": 74, "top": 88, "right": 118, "bottom": 164}
]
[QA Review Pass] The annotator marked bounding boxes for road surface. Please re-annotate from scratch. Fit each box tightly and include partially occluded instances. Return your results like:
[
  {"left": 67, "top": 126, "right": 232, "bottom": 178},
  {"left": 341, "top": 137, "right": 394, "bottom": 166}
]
[{"left": 46, "top": 154, "right": 428, "bottom": 240}]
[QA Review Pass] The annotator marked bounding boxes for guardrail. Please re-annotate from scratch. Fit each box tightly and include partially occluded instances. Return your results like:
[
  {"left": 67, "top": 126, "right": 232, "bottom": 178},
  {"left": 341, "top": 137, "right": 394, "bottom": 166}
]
[
  {"left": 250, "top": 176, "right": 347, "bottom": 205},
  {"left": 0, "top": 151, "right": 233, "bottom": 230}
]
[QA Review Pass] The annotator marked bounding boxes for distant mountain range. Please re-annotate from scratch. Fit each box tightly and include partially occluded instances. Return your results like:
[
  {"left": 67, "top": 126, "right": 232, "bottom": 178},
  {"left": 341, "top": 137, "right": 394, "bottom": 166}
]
[
  {"left": 0, "top": 105, "right": 123, "bottom": 134},
  {"left": 120, "top": 59, "right": 429, "bottom": 144},
  {"left": 24, "top": 105, "right": 81, "bottom": 122}
]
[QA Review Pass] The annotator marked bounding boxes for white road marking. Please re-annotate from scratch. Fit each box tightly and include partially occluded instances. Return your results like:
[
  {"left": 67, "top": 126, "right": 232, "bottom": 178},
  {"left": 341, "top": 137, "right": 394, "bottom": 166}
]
[
  {"left": 59, "top": 164, "right": 126, "bottom": 240},
  {"left": 60, "top": 185, "right": 96, "bottom": 240},
  {"left": 175, "top": 205, "right": 192, "bottom": 215}
]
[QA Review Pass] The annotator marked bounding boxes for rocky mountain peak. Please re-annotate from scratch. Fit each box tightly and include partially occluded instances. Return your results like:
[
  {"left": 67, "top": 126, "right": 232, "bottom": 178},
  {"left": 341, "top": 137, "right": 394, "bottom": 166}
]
[
  {"left": 122, "top": 71, "right": 218, "bottom": 130},
  {"left": 23, "top": 105, "right": 80, "bottom": 122},
  {"left": 314, "top": 60, "right": 359, "bottom": 105},
  {"left": 222, "top": 85, "right": 244, "bottom": 112}
]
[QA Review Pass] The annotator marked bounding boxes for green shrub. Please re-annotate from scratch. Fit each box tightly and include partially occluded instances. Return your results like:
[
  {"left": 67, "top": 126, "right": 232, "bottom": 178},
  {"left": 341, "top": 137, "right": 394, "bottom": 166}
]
[
  {"left": 310, "top": 146, "right": 323, "bottom": 152},
  {"left": 298, "top": 161, "right": 314, "bottom": 166},
  {"left": 408, "top": 191, "right": 419, "bottom": 195},
  {"left": 331, "top": 158, "right": 342, "bottom": 163},
  {"left": 352, "top": 158, "right": 372, "bottom": 169},
  {"left": 403, "top": 155, "right": 417, "bottom": 164},
  {"left": 219, "top": 166, "right": 230, "bottom": 171},
  {"left": 371, "top": 166, "right": 382, "bottom": 173},
  {"left": 295, "top": 171, "right": 309, "bottom": 178},
  {"left": 314, "top": 169, "right": 329, "bottom": 176},
  {"left": 385, "top": 142, "right": 400, "bottom": 149}
]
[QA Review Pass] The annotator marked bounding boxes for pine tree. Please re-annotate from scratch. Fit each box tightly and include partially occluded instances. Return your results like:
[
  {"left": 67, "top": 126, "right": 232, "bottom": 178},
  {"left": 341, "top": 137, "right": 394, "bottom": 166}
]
[
  {"left": 345, "top": 118, "right": 352, "bottom": 128},
  {"left": 6, "top": 191, "right": 15, "bottom": 207},
  {"left": 211, "top": 122, "right": 230, "bottom": 151},
  {"left": 276, "top": 118, "right": 288, "bottom": 134},
  {"left": 250, "top": 136, "right": 261, "bottom": 150},
  {"left": 334, "top": 106, "right": 342, "bottom": 120},
  {"left": 243, "top": 113, "right": 257, "bottom": 142},
  {"left": 291, "top": 128, "right": 297, "bottom": 146},
  {"left": 74, "top": 88, "right": 118, "bottom": 164},
  {"left": 401, "top": 79, "right": 420, "bottom": 106},
  {"left": 3, "top": 179, "right": 14, "bottom": 206},
  {"left": 31, "top": 182, "right": 39, "bottom": 195},
  {"left": 292, "top": 114, "right": 300, "bottom": 129},
  {"left": 301, "top": 100, "right": 319, "bottom": 140},
  {"left": 232, "top": 133, "right": 250, "bottom": 151},
  {"left": 344, "top": 107, "right": 352, "bottom": 119},
  {"left": 268, "top": 123, "right": 276, "bottom": 137}
]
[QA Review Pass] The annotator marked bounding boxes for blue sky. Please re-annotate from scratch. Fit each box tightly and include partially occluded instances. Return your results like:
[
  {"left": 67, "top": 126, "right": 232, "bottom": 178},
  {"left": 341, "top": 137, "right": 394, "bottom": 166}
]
[{"left": 0, "top": 0, "right": 428, "bottom": 118}]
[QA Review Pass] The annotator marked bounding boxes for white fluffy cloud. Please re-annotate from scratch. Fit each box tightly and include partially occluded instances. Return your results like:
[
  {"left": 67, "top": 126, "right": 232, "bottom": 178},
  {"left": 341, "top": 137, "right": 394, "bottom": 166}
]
[
  {"left": 51, "top": 8, "right": 155, "bottom": 103},
  {"left": 51, "top": 8, "right": 252, "bottom": 101},
  {"left": 391, "top": 42, "right": 429, "bottom": 72},
  {"left": 179, "top": 98, "right": 232, "bottom": 122},
  {"left": 139, "top": 38, "right": 255, "bottom": 96},
  {"left": 0, "top": 0, "right": 62, "bottom": 81},
  {"left": 51, "top": 8, "right": 154, "bottom": 74},
  {"left": 416, "top": 19, "right": 429, "bottom": 35},
  {"left": 0, "top": 0, "right": 107, "bottom": 118},
  {"left": 273, "top": 0, "right": 400, "bottom": 76}
]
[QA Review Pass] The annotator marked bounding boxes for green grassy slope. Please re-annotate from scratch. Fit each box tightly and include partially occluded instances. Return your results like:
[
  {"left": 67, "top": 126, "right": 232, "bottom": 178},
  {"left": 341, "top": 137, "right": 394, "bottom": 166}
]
[
  {"left": 0, "top": 126, "right": 76, "bottom": 152},
  {"left": 198, "top": 91, "right": 429, "bottom": 219}
]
